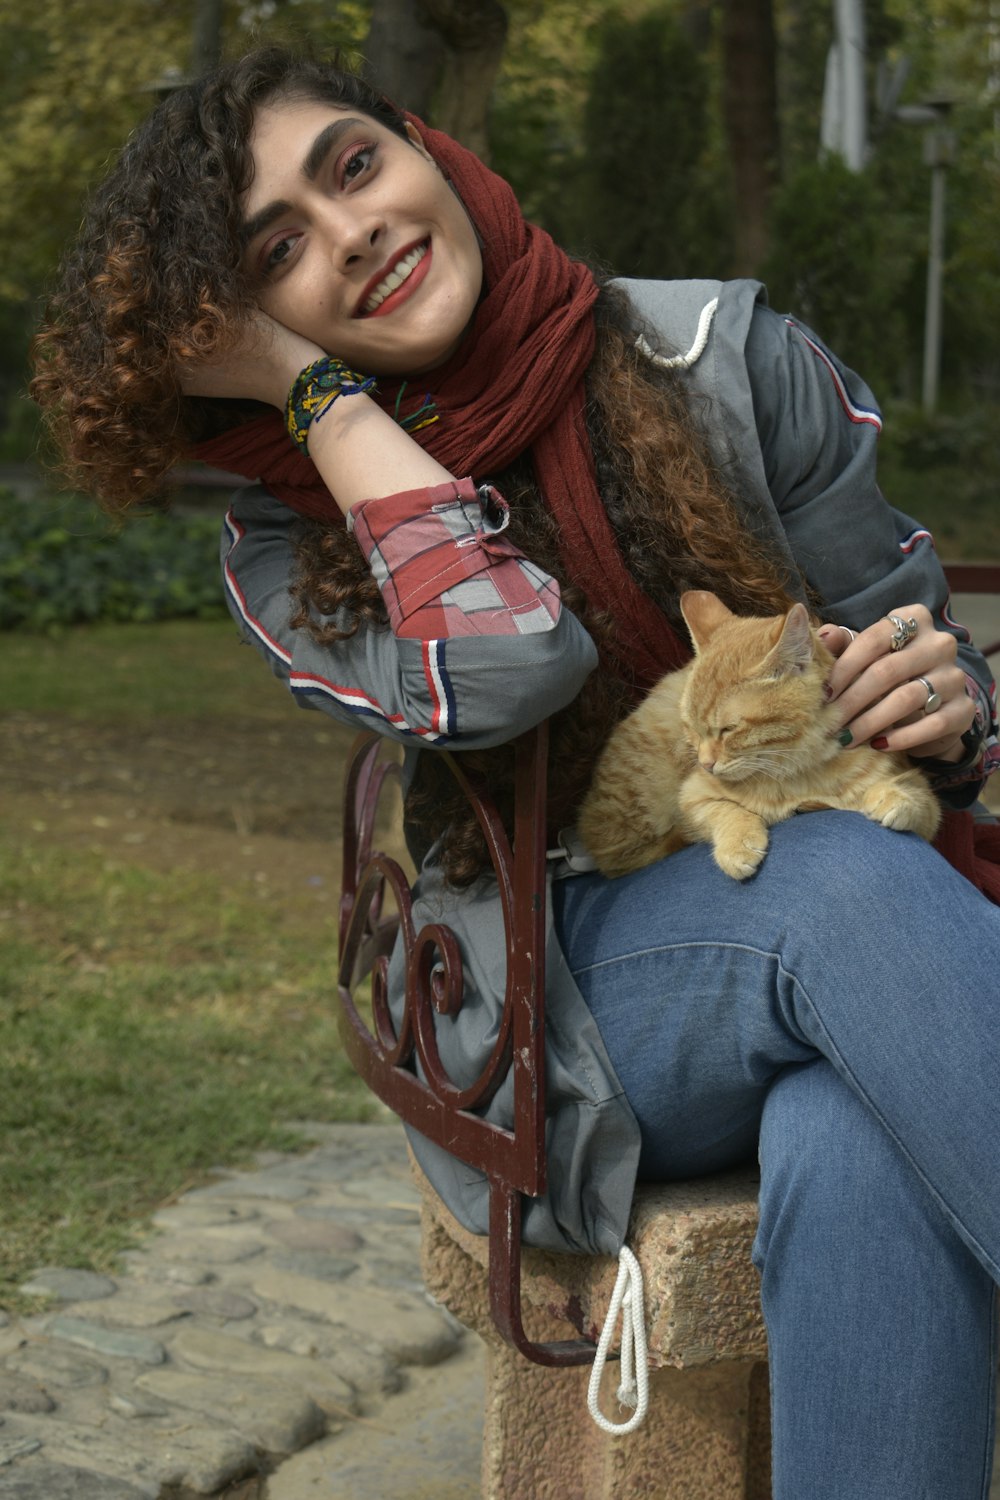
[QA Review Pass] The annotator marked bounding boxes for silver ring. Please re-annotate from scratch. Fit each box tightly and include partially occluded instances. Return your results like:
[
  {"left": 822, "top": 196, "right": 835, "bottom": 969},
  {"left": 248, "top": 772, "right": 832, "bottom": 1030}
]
[
  {"left": 886, "top": 613, "right": 918, "bottom": 652},
  {"left": 917, "top": 675, "right": 943, "bottom": 714},
  {"left": 840, "top": 626, "right": 857, "bottom": 643}
]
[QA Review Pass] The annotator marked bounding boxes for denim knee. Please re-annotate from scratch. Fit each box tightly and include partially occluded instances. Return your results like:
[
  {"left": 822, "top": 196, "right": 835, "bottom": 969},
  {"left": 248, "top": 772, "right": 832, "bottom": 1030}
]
[
  {"left": 755, "top": 1056, "right": 941, "bottom": 1278},
  {"left": 760, "top": 811, "right": 951, "bottom": 937}
]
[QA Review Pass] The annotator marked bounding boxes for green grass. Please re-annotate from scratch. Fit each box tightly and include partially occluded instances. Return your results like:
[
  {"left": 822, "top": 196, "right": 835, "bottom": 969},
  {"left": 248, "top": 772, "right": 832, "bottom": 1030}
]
[
  {"left": 0, "top": 618, "right": 382, "bottom": 1309},
  {"left": 0, "top": 830, "right": 377, "bottom": 1307},
  {"left": 0, "top": 618, "right": 292, "bottom": 722}
]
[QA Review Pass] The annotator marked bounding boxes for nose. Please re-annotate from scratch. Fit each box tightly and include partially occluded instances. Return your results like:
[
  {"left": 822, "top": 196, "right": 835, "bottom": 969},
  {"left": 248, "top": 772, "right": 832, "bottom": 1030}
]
[
  {"left": 699, "top": 756, "right": 716, "bottom": 775},
  {"left": 316, "top": 199, "right": 384, "bottom": 271}
]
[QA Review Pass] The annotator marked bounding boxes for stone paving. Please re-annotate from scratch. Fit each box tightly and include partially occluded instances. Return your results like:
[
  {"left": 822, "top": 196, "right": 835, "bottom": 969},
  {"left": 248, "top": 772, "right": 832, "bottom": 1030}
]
[
  {"left": 4, "top": 1120, "right": 1000, "bottom": 1499},
  {"left": 0, "top": 1122, "right": 483, "bottom": 1499}
]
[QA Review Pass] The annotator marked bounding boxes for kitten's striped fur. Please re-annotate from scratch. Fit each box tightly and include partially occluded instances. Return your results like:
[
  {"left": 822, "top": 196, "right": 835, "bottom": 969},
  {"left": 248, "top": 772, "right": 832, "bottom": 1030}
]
[{"left": 579, "top": 591, "right": 940, "bottom": 881}]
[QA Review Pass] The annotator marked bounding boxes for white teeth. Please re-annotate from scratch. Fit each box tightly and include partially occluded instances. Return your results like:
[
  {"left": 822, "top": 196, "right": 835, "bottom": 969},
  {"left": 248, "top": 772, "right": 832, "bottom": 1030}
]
[{"left": 362, "top": 245, "right": 426, "bottom": 313}]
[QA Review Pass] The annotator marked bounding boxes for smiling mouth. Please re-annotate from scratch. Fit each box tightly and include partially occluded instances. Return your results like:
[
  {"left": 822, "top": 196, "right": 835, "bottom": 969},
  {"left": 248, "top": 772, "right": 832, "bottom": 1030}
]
[{"left": 359, "top": 242, "right": 429, "bottom": 316}]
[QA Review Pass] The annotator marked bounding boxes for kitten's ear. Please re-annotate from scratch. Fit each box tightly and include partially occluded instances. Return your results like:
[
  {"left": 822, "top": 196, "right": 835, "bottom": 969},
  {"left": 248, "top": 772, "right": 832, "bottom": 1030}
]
[
  {"left": 764, "top": 602, "right": 815, "bottom": 675},
  {"left": 680, "top": 591, "right": 734, "bottom": 651}
]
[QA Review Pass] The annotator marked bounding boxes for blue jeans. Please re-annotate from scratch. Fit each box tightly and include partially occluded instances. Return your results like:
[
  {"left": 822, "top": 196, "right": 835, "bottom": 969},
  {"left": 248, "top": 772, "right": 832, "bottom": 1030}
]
[{"left": 552, "top": 811, "right": 1000, "bottom": 1500}]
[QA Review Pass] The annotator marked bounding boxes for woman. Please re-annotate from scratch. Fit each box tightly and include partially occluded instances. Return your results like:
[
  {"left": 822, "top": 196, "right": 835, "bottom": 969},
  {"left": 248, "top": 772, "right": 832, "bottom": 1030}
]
[{"left": 32, "top": 47, "right": 1000, "bottom": 1498}]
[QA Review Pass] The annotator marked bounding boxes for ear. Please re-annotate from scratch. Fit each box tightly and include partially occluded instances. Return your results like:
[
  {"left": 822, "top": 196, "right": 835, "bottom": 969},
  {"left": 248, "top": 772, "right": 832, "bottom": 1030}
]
[
  {"left": 404, "top": 121, "right": 433, "bottom": 161},
  {"left": 763, "top": 602, "right": 815, "bottom": 675},
  {"left": 680, "top": 591, "right": 734, "bottom": 651}
]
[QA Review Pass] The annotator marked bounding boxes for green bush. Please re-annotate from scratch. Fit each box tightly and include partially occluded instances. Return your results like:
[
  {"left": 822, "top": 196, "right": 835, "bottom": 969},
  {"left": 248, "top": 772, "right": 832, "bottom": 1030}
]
[
  {"left": 564, "top": 10, "right": 732, "bottom": 281},
  {"left": 876, "top": 400, "right": 1000, "bottom": 559},
  {"left": 761, "top": 156, "right": 918, "bottom": 396},
  {"left": 0, "top": 489, "right": 229, "bottom": 631}
]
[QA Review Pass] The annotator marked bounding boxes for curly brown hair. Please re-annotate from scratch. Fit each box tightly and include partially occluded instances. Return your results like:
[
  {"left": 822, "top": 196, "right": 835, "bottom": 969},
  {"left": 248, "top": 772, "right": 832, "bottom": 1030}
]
[
  {"left": 291, "top": 283, "right": 796, "bottom": 884},
  {"left": 30, "top": 49, "right": 410, "bottom": 509}
]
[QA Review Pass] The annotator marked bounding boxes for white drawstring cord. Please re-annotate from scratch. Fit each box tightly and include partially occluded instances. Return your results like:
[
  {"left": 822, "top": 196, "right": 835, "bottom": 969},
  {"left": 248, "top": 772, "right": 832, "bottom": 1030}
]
[
  {"left": 586, "top": 1245, "right": 649, "bottom": 1435},
  {"left": 635, "top": 296, "right": 719, "bottom": 371}
]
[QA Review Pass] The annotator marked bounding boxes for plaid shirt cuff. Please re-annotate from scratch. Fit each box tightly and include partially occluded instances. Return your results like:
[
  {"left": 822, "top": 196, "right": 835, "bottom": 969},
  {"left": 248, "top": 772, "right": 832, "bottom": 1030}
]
[{"left": 348, "top": 477, "right": 561, "bottom": 639}]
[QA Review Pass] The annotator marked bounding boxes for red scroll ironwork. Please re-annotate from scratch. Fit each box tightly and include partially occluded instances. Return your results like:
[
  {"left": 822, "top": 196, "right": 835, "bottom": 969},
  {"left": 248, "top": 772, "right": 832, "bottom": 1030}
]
[{"left": 336, "top": 724, "right": 597, "bottom": 1367}]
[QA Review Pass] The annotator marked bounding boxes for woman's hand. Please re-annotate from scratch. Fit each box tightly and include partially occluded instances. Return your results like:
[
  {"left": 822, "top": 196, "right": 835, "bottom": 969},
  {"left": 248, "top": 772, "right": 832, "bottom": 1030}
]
[
  {"left": 179, "top": 307, "right": 454, "bottom": 515},
  {"left": 819, "top": 606, "right": 975, "bottom": 762},
  {"left": 178, "top": 310, "right": 326, "bottom": 410}
]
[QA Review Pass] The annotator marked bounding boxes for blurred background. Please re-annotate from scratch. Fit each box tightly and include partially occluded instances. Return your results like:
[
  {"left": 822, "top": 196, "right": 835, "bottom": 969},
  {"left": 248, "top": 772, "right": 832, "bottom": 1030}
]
[
  {"left": 2, "top": 0, "right": 1000, "bottom": 548},
  {"left": 2, "top": 0, "right": 998, "bottom": 1304}
]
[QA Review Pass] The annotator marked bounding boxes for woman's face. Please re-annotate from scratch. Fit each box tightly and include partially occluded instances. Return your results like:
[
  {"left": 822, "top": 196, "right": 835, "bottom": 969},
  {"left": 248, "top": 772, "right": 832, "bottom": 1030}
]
[{"left": 241, "top": 99, "right": 484, "bottom": 377}]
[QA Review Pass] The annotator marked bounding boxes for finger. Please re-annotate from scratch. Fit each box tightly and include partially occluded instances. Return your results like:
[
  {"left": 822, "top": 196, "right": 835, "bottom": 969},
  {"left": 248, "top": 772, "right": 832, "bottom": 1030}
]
[
  {"left": 840, "top": 667, "right": 973, "bottom": 751},
  {"left": 822, "top": 616, "right": 907, "bottom": 699},
  {"left": 176, "top": 314, "right": 327, "bottom": 406},
  {"left": 864, "top": 697, "right": 975, "bottom": 758},
  {"left": 821, "top": 603, "right": 941, "bottom": 702},
  {"left": 828, "top": 614, "right": 956, "bottom": 718},
  {"left": 840, "top": 660, "right": 966, "bottom": 737},
  {"left": 816, "top": 622, "right": 855, "bottom": 661}
]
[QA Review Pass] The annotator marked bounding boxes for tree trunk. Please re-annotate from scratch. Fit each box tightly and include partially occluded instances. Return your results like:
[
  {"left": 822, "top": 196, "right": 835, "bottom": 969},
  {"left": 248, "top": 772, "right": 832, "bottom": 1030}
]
[
  {"left": 420, "top": 0, "right": 508, "bottom": 160},
  {"left": 191, "top": 0, "right": 223, "bottom": 77},
  {"left": 363, "top": 0, "right": 508, "bottom": 159},
  {"left": 362, "top": 0, "right": 446, "bottom": 118},
  {"left": 680, "top": 0, "right": 713, "bottom": 53},
  {"left": 720, "top": 0, "right": 780, "bottom": 272}
]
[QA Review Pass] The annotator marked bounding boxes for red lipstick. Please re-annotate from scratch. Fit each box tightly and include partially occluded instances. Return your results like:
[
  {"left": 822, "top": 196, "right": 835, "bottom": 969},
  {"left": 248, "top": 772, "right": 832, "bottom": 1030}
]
[{"left": 356, "top": 240, "right": 432, "bottom": 318}]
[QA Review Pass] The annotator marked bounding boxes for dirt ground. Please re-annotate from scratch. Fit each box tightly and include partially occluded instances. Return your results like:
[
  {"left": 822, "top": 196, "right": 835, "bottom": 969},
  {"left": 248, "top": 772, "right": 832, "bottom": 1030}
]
[
  {"left": 2, "top": 707, "right": 407, "bottom": 907},
  {"left": 5, "top": 694, "right": 996, "bottom": 901}
]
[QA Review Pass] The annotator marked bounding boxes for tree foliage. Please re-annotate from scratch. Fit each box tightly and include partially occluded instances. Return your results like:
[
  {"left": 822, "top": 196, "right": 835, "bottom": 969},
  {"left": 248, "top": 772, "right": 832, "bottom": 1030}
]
[
  {"left": 0, "top": 2, "right": 188, "bottom": 306},
  {"left": 762, "top": 154, "right": 918, "bottom": 391},
  {"left": 488, "top": 0, "right": 614, "bottom": 241},
  {"left": 569, "top": 9, "right": 728, "bottom": 278},
  {"left": 0, "top": 0, "right": 370, "bottom": 310},
  {"left": 0, "top": 0, "right": 996, "bottom": 438}
]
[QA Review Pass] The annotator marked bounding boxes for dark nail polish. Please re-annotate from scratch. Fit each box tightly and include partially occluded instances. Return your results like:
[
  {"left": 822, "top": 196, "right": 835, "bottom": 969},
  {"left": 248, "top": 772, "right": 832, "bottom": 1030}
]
[
  {"left": 871, "top": 736, "right": 889, "bottom": 750},
  {"left": 837, "top": 729, "right": 853, "bottom": 747},
  {"left": 823, "top": 683, "right": 834, "bottom": 701}
]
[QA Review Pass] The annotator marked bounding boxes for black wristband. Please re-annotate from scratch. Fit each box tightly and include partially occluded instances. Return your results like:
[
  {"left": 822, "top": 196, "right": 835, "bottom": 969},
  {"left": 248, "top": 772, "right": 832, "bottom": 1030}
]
[{"left": 910, "top": 722, "right": 986, "bottom": 779}]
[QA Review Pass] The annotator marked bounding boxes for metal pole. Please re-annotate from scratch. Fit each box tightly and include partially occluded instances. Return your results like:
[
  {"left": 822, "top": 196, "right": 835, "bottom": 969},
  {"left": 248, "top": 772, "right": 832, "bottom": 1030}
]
[
  {"left": 192, "top": 0, "right": 223, "bottom": 78},
  {"left": 922, "top": 128, "right": 953, "bottom": 413},
  {"left": 837, "top": 0, "right": 867, "bottom": 170}
]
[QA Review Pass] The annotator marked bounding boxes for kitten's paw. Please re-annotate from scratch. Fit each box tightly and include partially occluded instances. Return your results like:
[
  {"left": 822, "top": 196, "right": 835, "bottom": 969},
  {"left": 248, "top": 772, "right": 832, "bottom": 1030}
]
[
  {"left": 866, "top": 787, "right": 940, "bottom": 842},
  {"left": 713, "top": 838, "right": 768, "bottom": 880}
]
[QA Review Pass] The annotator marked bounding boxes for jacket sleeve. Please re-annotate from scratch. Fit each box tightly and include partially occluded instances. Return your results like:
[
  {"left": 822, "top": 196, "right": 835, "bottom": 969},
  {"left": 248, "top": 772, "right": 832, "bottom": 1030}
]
[
  {"left": 220, "top": 480, "right": 598, "bottom": 751},
  {"left": 744, "top": 305, "right": 998, "bottom": 800}
]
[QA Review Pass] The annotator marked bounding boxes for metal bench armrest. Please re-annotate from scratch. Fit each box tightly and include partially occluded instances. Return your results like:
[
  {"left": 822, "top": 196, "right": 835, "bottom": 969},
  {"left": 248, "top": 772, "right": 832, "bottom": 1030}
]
[{"left": 336, "top": 725, "right": 596, "bottom": 1366}]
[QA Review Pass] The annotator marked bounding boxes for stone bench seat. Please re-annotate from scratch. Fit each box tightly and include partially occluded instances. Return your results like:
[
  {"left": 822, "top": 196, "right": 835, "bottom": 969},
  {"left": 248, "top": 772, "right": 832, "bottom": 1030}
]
[{"left": 415, "top": 1157, "right": 771, "bottom": 1500}]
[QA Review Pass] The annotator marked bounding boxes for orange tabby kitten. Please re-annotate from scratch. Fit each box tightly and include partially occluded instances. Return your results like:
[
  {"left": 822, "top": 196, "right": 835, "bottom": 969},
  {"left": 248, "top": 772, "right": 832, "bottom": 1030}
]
[{"left": 579, "top": 590, "right": 941, "bottom": 880}]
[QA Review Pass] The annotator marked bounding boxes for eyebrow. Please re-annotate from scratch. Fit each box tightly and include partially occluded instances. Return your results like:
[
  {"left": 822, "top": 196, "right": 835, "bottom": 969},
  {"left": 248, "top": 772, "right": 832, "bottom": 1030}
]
[{"left": 239, "top": 117, "right": 369, "bottom": 248}]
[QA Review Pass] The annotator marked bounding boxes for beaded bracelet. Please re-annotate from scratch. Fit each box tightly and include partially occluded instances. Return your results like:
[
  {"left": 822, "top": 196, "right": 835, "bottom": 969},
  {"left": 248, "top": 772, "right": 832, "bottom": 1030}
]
[{"left": 284, "top": 357, "right": 377, "bottom": 454}]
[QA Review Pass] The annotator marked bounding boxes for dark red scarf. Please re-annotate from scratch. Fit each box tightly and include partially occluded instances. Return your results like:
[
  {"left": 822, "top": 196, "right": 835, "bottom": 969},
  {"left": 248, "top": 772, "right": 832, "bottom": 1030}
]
[{"left": 194, "top": 118, "right": 999, "bottom": 906}]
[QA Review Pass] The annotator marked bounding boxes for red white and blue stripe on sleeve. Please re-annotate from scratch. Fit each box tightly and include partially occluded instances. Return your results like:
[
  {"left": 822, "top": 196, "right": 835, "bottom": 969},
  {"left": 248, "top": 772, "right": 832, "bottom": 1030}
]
[
  {"left": 899, "top": 525, "right": 974, "bottom": 643},
  {"left": 784, "top": 319, "right": 884, "bottom": 432},
  {"left": 223, "top": 509, "right": 452, "bottom": 742}
]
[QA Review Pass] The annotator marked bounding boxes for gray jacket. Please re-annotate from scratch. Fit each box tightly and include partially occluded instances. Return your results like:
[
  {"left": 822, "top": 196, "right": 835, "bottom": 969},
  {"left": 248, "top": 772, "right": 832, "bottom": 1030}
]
[{"left": 222, "top": 278, "right": 995, "bottom": 1256}]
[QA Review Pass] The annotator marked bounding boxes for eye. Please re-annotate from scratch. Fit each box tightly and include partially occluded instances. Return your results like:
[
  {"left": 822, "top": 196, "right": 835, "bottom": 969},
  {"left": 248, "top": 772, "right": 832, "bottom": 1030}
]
[
  {"left": 259, "top": 232, "right": 300, "bottom": 277},
  {"left": 340, "top": 142, "right": 377, "bottom": 186}
]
